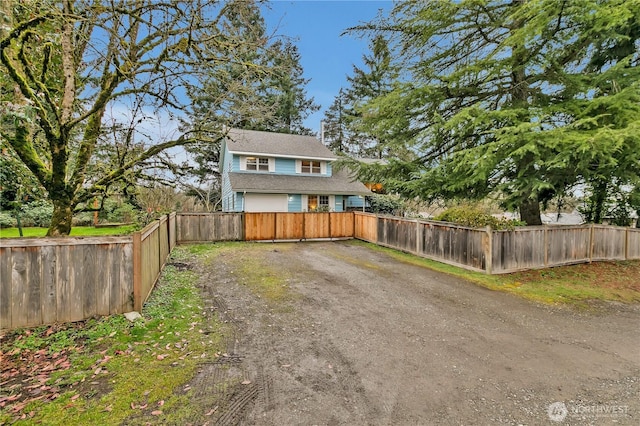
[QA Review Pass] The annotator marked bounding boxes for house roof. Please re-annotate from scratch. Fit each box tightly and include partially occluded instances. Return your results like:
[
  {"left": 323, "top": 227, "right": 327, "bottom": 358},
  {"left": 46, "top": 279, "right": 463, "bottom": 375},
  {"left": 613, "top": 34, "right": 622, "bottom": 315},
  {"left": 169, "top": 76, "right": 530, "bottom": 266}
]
[
  {"left": 228, "top": 169, "right": 371, "bottom": 196},
  {"left": 225, "top": 128, "right": 338, "bottom": 160}
]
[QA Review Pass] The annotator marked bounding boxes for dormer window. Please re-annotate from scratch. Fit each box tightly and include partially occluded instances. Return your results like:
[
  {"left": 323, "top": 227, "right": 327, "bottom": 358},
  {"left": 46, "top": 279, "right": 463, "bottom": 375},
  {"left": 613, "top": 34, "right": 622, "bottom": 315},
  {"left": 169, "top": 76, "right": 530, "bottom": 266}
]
[
  {"left": 246, "top": 157, "right": 269, "bottom": 171},
  {"left": 301, "top": 160, "right": 321, "bottom": 174}
]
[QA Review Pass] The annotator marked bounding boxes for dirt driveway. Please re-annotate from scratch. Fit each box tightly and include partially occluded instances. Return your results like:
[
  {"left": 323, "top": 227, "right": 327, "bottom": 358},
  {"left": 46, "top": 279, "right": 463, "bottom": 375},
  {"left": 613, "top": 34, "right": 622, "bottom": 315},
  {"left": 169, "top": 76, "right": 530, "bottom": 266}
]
[{"left": 187, "top": 241, "right": 639, "bottom": 425}]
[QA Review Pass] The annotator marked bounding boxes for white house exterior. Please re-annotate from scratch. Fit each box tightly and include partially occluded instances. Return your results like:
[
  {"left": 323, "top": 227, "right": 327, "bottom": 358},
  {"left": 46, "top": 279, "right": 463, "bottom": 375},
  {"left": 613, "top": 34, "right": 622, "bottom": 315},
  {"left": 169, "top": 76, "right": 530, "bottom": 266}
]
[{"left": 220, "top": 128, "right": 370, "bottom": 212}]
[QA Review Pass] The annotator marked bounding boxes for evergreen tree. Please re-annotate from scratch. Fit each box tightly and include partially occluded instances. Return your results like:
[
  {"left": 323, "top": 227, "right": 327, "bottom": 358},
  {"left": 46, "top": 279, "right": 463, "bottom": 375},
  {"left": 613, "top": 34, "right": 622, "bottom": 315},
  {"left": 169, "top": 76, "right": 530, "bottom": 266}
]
[
  {"left": 352, "top": 0, "right": 640, "bottom": 225},
  {"left": 322, "top": 89, "right": 350, "bottom": 153},
  {"left": 323, "top": 36, "right": 400, "bottom": 158},
  {"left": 260, "top": 40, "right": 319, "bottom": 135}
]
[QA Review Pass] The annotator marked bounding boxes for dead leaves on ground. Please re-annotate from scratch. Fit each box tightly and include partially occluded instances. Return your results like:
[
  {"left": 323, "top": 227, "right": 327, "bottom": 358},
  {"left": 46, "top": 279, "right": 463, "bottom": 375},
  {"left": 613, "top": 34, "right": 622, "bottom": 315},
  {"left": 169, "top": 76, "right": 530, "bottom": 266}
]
[{"left": 0, "top": 346, "right": 73, "bottom": 419}]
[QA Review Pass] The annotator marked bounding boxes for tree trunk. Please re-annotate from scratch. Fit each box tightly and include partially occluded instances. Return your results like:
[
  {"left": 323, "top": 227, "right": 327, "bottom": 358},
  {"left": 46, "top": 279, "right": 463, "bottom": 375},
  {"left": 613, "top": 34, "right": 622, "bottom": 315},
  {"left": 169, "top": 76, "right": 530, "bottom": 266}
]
[
  {"left": 591, "top": 180, "right": 608, "bottom": 224},
  {"left": 519, "top": 197, "right": 542, "bottom": 226},
  {"left": 47, "top": 198, "right": 74, "bottom": 237}
]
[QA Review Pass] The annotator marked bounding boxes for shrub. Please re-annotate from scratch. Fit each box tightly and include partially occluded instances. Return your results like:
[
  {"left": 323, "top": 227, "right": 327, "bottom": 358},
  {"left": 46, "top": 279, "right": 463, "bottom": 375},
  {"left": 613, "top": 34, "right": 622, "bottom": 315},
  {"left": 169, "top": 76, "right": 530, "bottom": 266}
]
[
  {"left": 0, "top": 211, "right": 17, "bottom": 228},
  {"left": 20, "top": 200, "right": 53, "bottom": 227},
  {"left": 98, "top": 199, "right": 141, "bottom": 224},
  {"left": 367, "top": 194, "right": 409, "bottom": 216},
  {"left": 434, "top": 206, "right": 524, "bottom": 230},
  {"left": 72, "top": 212, "right": 95, "bottom": 226}
]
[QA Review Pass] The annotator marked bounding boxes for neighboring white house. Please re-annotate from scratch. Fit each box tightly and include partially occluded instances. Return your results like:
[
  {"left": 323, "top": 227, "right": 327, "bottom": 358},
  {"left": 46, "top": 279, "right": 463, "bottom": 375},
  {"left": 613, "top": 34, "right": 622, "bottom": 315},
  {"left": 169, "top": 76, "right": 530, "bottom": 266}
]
[{"left": 220, "top": 128, "right": 370, "bottom": 212}]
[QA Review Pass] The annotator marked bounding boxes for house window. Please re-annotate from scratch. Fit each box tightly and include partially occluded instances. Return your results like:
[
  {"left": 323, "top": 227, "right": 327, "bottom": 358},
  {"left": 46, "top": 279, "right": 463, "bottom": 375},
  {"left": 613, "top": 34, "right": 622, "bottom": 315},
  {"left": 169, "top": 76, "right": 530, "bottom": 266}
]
[
  {"left": 246, "top": 157, "right": 269, "bottom": 171},
  {"left": 301, "top": 160, "right": 321, "bottom": 174},
  {"left": 308, "top": 195, "right": 329, "bottom": 211}
]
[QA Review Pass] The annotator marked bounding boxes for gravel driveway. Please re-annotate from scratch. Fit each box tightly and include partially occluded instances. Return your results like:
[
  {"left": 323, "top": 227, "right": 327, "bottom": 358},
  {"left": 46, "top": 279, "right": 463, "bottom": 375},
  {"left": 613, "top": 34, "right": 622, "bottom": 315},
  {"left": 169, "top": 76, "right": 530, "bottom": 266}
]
[{"left": 187, "top": 241, "right": 639, "bottom": 425}]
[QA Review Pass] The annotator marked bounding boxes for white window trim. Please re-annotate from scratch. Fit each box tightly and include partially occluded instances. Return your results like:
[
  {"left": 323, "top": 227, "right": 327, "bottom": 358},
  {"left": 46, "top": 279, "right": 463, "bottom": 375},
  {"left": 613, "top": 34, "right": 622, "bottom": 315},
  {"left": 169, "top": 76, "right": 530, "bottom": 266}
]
[
  {"left": 241, "top": 156, "right": 273, "bottom": 172},
  {"left": 298, "top": 160, "right": 324, "bottom": 175}
]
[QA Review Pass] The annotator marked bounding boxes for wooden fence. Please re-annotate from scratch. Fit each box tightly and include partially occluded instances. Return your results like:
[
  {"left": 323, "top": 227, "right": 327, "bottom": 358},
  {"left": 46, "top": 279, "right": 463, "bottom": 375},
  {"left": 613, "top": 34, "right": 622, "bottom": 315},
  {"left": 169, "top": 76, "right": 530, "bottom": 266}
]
[
  {"left": 354, "top": 213, "right": 640, "bottom": 274},
  {"left": 244, "top": 212, "right": 354, "bottom": 241},
  {"left": 2, "top": 211, "right": 639, "bottom": 330},
  {"left": 1, "top": 214, "right": 176, "bottom": 330},
  {"left": 177, "top": 213, "right": 243, "bottom": 242},
  {"left": 357, "top": 213, "right": 489, "bottom": 272}
]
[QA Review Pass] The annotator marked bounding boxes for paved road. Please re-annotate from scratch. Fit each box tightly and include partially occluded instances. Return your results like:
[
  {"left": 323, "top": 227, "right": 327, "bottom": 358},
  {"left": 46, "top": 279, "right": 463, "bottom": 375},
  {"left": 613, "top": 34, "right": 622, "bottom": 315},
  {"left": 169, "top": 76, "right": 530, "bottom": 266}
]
[{"left": 189, "top": 241, "right": 640, "bottom": 425}]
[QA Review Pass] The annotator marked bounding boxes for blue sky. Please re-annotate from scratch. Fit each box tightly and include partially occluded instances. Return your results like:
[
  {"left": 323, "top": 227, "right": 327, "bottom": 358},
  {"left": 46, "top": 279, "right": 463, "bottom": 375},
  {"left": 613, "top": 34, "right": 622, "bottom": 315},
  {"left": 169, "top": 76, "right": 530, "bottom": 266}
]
[{"left": 261, "top": 0, "right": 393, "bottom": 134}]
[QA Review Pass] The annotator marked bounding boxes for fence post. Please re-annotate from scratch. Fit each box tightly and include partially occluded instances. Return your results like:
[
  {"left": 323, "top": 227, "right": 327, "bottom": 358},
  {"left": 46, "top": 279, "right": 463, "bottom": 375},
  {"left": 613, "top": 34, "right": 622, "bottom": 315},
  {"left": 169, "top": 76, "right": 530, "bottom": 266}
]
[
  {"left": 626, "top": 227, "right": 630, "bottom": 260},
  {"left": 416, "top": 219, "right": 421, "bottom": 254},
  {"left": 167, "top": 214, "right": 172, "bottom": 249},
  {"left": 328, "top": 212, "right": 332, "bottom": 241},
  {"left": 485, "top": 225, "right": 492, "bottom": 274},
  {"left": 158, "top": 219, "right": 162, "bottom": 272},
  {"left": 132, "top": 231, "right": 142, "bottom": 312},
  {"left": 544, "top": 225, "right": 548, "bottom": 267},
  {"left": 273, "top": 213, "right": 277, "bottom": 242},
  {"left": 589, "top": 223, "right": 595, "bottom": 262}
]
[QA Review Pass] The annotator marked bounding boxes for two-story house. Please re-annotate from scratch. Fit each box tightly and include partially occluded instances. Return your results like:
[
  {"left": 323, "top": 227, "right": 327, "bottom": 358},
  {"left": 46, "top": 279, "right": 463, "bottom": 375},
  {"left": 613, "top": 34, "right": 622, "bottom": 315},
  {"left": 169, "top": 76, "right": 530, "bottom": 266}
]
[{"left": 220, "top": 128, "right": 370, "bottom": 212}]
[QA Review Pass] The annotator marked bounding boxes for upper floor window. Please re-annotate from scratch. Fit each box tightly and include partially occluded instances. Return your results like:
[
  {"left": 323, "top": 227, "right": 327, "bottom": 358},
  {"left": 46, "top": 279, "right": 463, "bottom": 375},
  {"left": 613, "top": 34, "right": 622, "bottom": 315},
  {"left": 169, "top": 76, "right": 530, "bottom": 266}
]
[
  {"left": 246, "top": 157, "right": 269, "bottom": 171},
  {"left": 301, "top": 160, "right": 321, "bottom": 174}
]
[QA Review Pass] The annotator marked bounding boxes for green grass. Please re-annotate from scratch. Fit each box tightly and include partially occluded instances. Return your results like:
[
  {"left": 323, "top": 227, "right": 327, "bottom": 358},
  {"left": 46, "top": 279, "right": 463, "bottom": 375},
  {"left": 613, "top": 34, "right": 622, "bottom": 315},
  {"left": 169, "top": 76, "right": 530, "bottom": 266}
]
[
  {"left": 348, "top": 240, "right": 640, "bottom": 306},
  {"left": 0, "top": 246, "right": 225, "bottom": 425},
  {"left": 0, "top": 225, "right": 137, "bottom": 238},
  {"left": 191, "top": 242, "right": 295, "bottom": 304}
]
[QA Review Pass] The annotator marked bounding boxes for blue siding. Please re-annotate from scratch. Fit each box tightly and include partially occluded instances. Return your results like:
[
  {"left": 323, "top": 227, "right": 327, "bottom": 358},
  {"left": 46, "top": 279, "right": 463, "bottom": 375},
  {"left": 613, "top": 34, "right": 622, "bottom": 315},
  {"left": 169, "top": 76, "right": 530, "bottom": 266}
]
[
  {"left": 275, "top": 158, "right": 297, "bottom": 175},
  {"left": 287, "top": 194, "right": 302, "bottom": 212},
  {"left": 272, "top": 158, "right": 331, "bottom": 176},
  {"left": 221, "top": 138, "right": 366, "bottom": 212},
  {"left": 221, "top": 143, "right": 235, "bottom": 211}
]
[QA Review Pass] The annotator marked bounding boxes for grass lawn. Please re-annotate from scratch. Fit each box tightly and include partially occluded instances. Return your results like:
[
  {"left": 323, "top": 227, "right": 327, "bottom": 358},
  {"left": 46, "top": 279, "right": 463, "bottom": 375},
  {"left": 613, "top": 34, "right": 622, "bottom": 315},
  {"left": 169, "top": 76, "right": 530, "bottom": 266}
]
[
  {"left": 349, "top": 240, "right": 640, "bottom": 306},
  {"left": 0, "top": 225, "right": 137, "bottom": 238}
]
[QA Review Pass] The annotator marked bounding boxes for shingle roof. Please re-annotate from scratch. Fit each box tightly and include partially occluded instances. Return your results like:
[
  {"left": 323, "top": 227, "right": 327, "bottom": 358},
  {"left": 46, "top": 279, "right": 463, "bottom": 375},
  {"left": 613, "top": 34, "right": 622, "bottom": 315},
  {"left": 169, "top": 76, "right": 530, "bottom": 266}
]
[
  {"left": 225, "top": 128, "right": 338, "bottom": 160},
  {"left": 228, "top": 169, "right": 370, "bottom": 195}
]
